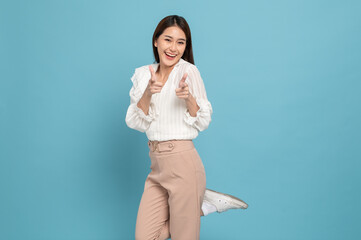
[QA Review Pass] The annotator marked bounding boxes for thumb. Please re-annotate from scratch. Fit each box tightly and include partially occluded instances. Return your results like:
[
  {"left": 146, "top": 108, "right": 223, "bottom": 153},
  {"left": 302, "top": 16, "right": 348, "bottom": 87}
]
[
  {"left": 179, "top": 72, "right": 188, "bottom": 88},
  {"left": 149, "top": 65, "right": 156, "bottom": 83}
]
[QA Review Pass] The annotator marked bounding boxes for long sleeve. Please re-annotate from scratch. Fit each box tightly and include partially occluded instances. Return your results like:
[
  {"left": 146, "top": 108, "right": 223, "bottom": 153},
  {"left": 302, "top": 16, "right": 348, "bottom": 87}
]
[
  {"left": 183, "top": 64, "right": 213, "bottom": 132},
  {"left": 125, "top": 68, "right": 158, "bottom": 132}
]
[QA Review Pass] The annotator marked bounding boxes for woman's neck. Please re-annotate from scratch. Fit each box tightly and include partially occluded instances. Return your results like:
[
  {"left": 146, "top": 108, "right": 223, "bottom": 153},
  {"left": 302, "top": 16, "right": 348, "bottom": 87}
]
[{"left": 156, "top": 62, "right": 176, "bottom": 80}]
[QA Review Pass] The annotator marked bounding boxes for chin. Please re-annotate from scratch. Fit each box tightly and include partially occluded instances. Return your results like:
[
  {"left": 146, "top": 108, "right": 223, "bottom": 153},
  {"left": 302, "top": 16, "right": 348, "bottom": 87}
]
[{"left": 161, "top": 57, "right": 181, "bottom": 67}]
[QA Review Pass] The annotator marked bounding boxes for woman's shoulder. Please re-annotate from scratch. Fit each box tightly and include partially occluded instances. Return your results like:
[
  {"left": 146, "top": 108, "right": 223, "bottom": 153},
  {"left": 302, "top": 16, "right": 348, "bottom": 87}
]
[
  {"left": 131, "top": 62, "right": 155, "bottom": 84},
  {"left": 181, "top": 60, "right": 201, "bottom": 77},
  {"left": 133, "top": 63, "right": 154, "bottom": 74},
  {"left": 177, "top": 58, "right": 199, "bottom": 73},
  {"left": 131, "top": 59, "right": 198, "bottom": 78}
]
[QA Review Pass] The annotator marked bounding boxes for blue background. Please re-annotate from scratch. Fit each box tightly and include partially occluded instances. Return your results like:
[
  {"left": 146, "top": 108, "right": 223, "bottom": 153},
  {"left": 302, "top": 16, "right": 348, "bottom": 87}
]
[{"left": 1, "top": 0, "right": 360, "bottom": 239}]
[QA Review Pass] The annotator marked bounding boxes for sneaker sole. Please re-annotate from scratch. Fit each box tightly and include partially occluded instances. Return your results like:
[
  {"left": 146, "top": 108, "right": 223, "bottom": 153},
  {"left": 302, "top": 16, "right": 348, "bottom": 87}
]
[{"left": 204, "top": 189, "right": 249, "bottom": 209}]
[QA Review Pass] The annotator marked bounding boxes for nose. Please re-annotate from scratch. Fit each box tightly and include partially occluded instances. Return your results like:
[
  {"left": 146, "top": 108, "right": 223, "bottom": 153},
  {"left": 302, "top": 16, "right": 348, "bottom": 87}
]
[{"left": 170, "top": 42, "right": 177, "bottom": 52}]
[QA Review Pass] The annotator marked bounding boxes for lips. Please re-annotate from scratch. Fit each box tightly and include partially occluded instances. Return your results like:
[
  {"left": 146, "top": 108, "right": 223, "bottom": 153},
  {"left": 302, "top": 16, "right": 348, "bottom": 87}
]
[{"left": 165, "top": 52, "right": 176, "bottom": 59}]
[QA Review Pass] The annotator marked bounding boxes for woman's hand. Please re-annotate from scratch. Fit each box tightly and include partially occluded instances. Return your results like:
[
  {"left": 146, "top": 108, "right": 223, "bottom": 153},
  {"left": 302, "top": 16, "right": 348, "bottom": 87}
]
[
  {"left": 175, "top": 73, "right": 190, "bottom": 99},
  {"left": 145, "top": 65, "right": 164, "bottom": 96},
  {"left": 175, "top": 73, "right": 200, "bottom": 117},
  {"left": 136, "top": 66, "right": 164, "bottom": 115}
]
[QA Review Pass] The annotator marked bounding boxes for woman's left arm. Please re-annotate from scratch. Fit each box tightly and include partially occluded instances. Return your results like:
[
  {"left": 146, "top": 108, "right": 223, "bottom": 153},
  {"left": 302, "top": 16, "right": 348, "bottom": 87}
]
[
  {"left": 176, "top": 64, "right": 213, "bottom": 131},
  {"left": 185, "top": 94, "right": 200, "bottom": 117}
]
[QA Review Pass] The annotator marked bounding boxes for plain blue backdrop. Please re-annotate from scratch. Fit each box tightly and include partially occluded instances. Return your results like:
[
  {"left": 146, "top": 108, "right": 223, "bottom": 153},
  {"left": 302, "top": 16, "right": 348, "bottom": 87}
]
[{"left": 1, "top": 0, "right": 360, "bottom": 239}]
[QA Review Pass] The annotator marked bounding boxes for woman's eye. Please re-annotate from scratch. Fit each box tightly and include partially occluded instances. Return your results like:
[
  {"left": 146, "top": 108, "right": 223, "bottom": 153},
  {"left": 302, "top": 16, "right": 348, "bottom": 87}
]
[
  {"left": 178, "top": 42, "right": 185, "bottom": 45},
  {"left": 165, "top": 39, "right": 170, "bottom": 42}
]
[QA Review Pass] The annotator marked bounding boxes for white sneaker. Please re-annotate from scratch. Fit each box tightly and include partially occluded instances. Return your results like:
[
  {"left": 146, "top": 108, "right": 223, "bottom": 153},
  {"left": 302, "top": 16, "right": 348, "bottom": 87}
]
[{"left": 203, "top": 189, "right": 248, "bottom": 213}]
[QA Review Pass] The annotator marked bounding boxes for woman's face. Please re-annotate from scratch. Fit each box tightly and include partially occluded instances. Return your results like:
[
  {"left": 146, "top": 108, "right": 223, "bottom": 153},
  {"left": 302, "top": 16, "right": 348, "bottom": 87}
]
[{"left": 154, "top": 26, "right": 187, "bottom": 68}]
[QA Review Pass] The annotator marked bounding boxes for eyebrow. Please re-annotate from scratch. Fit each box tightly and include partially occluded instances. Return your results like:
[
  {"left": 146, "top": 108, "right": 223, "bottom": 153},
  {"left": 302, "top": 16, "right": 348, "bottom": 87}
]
[{"left": 164, "top": 35, "right": 186, "bottom": 41}]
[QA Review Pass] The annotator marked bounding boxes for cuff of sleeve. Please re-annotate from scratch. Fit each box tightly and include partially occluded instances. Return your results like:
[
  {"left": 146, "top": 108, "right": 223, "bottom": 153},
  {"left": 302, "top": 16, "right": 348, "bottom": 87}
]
[
  {"left": 135, "top": 102, "right": 159, "bottom": 122},
  {"left": 183, "top": 98, "right": 212, "bottom": 127},
  {"left": 184, "top": 109, "right": 199, "bottom": 126}
]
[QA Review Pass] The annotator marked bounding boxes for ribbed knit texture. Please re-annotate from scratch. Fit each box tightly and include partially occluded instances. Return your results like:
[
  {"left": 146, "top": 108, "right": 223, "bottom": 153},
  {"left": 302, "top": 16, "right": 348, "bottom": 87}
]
[{"left": 125, "top": 58, "right": 213, "bottom": 141}]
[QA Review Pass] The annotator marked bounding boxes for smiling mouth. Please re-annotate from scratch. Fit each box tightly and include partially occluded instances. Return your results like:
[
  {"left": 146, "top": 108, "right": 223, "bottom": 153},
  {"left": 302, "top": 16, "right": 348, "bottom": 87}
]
[{"left": 165, "top": 52, "right": 177, "bottom": 58}]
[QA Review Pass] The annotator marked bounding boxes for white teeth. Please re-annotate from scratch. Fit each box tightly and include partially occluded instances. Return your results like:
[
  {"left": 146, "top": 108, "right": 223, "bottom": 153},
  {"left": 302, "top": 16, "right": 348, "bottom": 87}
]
[{"left": 166, "top": 52, "right": 176, "bottom": 57}]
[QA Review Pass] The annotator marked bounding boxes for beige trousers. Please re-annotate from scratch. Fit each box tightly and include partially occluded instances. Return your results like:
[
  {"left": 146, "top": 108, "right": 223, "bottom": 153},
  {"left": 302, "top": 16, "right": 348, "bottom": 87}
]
[{"left": 135, "top": 140, "right": 206, "bottom": 240}]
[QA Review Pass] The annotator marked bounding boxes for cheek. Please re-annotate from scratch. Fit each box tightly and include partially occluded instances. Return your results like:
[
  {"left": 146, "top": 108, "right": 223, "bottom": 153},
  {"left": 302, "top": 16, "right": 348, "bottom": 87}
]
[
  {"left": 157, "top": 46, "right": 164, "bottom": 55},
  {"left": 158, "top": 43, "right": 168, "bottom": 53},
  {"left": 179, "top": 46, "right": 186, "bottom": 55}
]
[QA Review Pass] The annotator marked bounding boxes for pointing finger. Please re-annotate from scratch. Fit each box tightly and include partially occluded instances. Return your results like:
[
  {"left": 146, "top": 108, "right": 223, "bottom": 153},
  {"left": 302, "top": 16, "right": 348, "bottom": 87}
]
[
  {"left": 175, "top": 86, "right": 188, "bottom": 93},
  {"left": 153, "top": 81, "right": 164, "bottom": 87}
]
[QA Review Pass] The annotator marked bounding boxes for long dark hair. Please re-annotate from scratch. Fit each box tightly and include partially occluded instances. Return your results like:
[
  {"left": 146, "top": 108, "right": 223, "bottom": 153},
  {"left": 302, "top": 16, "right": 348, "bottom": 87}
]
[{"left": 152, "top": 15, "right": 194, "bottom": 64}]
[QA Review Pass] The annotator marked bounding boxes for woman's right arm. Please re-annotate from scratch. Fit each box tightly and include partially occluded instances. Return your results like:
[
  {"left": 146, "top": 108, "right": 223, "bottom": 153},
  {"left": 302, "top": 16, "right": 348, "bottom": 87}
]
[
  {"left": 136, "top": 90, "right": 152, "bottom": 115},
  {"left": 125, "top": 66, "right": 162, "bottom": 132}
]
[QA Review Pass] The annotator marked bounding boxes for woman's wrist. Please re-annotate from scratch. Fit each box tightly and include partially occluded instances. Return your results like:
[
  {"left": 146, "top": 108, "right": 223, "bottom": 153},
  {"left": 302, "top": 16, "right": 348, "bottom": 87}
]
[
  {"left": 137, "top": 91, "right": 152, "bottom": 115},
  {"left": 185, "top": 94, "right": 200, "bottom": 117}
]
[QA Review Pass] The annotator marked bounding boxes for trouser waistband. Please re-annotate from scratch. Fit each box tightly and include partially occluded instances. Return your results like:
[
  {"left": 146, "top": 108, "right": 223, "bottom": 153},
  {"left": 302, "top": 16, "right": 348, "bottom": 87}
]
[{"left": 148, "top": 140, "right": 194, "bottom": 154}]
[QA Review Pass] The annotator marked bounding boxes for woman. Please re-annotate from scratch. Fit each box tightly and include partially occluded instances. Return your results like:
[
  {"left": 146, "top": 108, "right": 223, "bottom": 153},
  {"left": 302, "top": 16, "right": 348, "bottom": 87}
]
[{"left": 126, "top": 15, "right": 247, "bottom": 240}]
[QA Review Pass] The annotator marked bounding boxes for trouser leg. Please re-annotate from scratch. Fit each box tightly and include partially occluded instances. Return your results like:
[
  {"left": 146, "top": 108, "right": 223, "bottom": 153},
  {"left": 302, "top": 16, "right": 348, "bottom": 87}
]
[
  {"left": 135, "top": 177, "right": 171, "bottom": 240},
  {"left": 164, "top": 148, "right": 206, "bottom": 240},
  {"left": 137, "top": 140, "right": 206, "bottom": 240}
]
